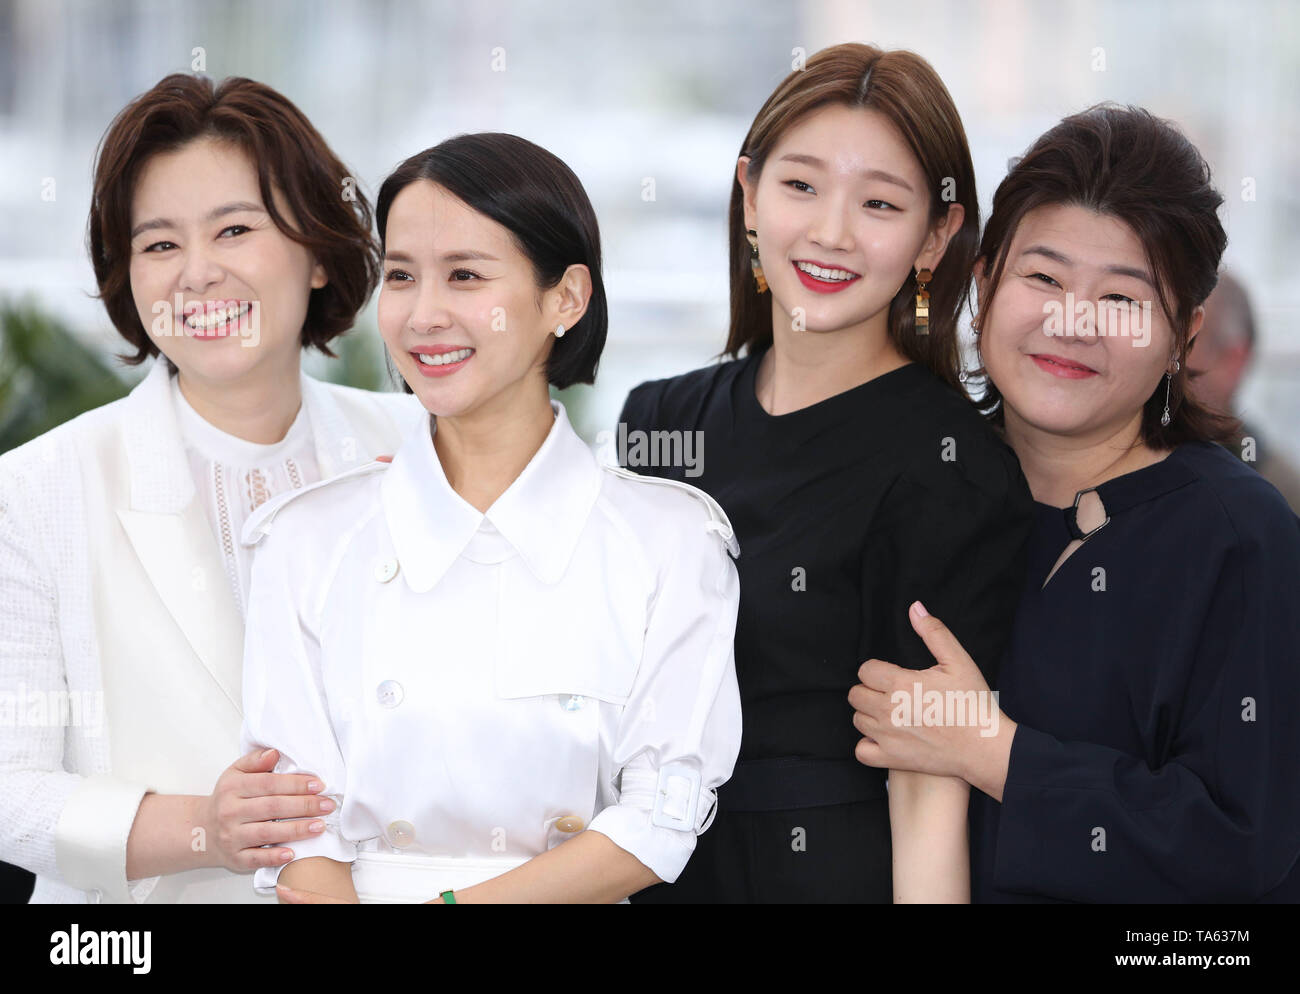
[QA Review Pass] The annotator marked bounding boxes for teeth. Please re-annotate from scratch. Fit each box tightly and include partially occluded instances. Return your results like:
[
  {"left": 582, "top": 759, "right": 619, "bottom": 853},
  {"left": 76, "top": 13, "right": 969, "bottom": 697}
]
[
  {"left": 186, "top": 302, "right": 250, "bottom": 330},
  {"left": 796, "top": 261, "right": 858, "bottom": 282},
  {"left": 416, "top": 348, "right": 474, "bottom": 366}
]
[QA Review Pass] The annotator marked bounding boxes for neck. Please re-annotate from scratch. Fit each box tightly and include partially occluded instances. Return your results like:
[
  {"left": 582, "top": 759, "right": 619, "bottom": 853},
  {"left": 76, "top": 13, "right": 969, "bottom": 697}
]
[
  {"left": 176, "top": 353, "right": 303, "bottom": 444},
  {"left": 1004, "top": 408, "right": 1167, "bottom": 508},
  {"left": 433, "top": 379, "right": 555, "bottom": 514},
  {"left": 756, "top": 303, "right": 909, "bottom": 416}
]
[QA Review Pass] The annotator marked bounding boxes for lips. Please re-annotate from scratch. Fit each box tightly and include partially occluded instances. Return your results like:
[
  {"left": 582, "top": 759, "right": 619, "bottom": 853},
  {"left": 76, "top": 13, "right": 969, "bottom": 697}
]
[
  {"left": 1029, "top": 353, "right": 1099, "bottom": 379},
  {"left": 791, "top": 260, "right": 861, "bottom": 294},
  {"left": 410, "top": 345, "right": 475, "bottom": 377}
]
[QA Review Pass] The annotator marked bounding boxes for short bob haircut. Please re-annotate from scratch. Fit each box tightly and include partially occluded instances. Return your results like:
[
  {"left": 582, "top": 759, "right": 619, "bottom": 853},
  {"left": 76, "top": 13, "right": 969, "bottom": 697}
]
[
  {"left": 725, "top": 43, "right": 981, "bottom": 397},
  {"left": 88, "top": 73, "right": 380, "bottom": 366},
  {"left": 375, "top": 133, "right": 607, "bottom": 391},
  {"left": 970, "top": 104, "right": 1240, "bottom": 449}
]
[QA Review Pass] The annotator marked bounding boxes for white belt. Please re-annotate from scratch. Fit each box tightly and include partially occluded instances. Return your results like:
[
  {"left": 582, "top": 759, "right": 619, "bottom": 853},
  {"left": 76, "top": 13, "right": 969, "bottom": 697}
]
[{"left": 352, "top": 851, "right": 529, "bottom": 904}]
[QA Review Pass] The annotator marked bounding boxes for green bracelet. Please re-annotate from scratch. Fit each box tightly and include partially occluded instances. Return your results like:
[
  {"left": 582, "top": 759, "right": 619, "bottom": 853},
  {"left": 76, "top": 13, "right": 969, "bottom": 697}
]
[{"left": 440, "top": 890, "right": 456, "bottom": 904}]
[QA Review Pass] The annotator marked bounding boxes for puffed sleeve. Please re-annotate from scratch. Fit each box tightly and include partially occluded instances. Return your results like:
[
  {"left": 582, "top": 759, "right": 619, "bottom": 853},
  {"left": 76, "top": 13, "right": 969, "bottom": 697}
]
[
  {"left": 239, "top": 505, "right": 356, "bottom": 894},
  {"left": 861, "top": 433, "right": 1034, "bottom": 682},
  {"left": 585, "top": 495, "right": 742, "bottom": 884},
  {"left": 0, "top": 449, "right": 154, "bottom": 904},
  {"left": 991, "top": 488, "right": 1300, "bottom": 902}
]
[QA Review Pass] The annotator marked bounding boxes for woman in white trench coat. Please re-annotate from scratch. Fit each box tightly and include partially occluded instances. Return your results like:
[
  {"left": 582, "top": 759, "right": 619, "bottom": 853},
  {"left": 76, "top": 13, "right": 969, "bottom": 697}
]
[
  {"left": 240, "top": 134, "right": 744, "bottom": 904},
  {"left": 0, "top": 74, "right": 424, "bottom": 904}
]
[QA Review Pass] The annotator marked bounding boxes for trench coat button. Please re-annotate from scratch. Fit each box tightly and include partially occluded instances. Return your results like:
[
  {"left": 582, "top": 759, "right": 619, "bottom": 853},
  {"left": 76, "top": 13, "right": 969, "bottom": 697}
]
[
  {"left": 377, "top": 680, "right": 404, "bottom": 708},
  {"left": 560, "top": 694, "right": 586, "bottom": 711},
  {"left": 554, "top": 815, "right": 585, "bottom": 834},
  {"left": 375, "top": 558, "right": 399, "bottom": 583},
  {"left": 386, "top": 820, "right": 416, "bottom": 848}
]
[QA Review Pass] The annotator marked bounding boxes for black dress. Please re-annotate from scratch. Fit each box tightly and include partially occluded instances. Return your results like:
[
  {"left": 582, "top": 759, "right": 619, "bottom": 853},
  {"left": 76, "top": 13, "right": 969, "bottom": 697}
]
[
  {"left": 618, "top": 347, "right": 1034, "bottom": 902},
  {"left": 971, "top": 441, "right": 1300, "bottom": 902}
]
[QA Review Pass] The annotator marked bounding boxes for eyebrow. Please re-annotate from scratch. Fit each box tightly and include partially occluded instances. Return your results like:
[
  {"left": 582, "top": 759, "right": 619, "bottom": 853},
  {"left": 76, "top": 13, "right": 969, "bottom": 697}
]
[
  {"left": 775, "top": 153, "right": 915, "bottom": 193},
  {"left": 130, "top": 201, "right": 266, "bottom": 239},
  {"left": 1019, "top": 245, "right": 1155, "bottom": 287},
  {"left": 384, "top": 250, "right": 501, "bottom": 264}
]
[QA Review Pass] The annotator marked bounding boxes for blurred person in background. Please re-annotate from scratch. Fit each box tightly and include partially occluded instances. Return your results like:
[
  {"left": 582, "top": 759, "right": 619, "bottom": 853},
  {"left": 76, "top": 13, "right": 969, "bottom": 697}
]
[{"left": 1185, "top": 270, "right": 1300, "bottom": 511}]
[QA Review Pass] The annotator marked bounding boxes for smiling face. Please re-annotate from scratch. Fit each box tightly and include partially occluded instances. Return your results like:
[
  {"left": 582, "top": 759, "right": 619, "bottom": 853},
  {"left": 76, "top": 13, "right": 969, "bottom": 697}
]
[
  {"left": 737, "top": 103, "right": 960, "bottom": 341},
  {"left": 378, "top": 179, "right": 582, "bottom": 419},
  {"left": 127, "top": 135, "right": 326, "bottom": 386},
  {"left": 978, "top": 202, "right": 1196, "bottom": 443}
]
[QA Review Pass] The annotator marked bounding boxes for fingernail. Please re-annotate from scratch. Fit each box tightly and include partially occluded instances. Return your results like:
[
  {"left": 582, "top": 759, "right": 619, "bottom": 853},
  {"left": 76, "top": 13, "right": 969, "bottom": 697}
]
[
  {"left": 280, "top": 850, "right": 293, "bottom": 862},
  {"left": 319, "top": 799, "right": 335, "bottom": 813},
  {"left": 309, "top": 820, "right": 325, "bottom": 832},
  {"left": 912, "top": 600, "right": 929, "bottom": 618},
  {"left": 306, "top": 780, "right": 322, "bottom": 792},
  {"left": 260, "top": 748, "right": 274, "bottom": 760}
]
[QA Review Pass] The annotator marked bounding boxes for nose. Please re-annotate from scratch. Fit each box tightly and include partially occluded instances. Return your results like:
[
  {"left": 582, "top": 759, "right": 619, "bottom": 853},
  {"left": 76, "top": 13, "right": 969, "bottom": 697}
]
[
  {"left": 176, "top": 242, "right": 225, "bottom": 296},
  {"left": 808, "top": 194, "right": 854, "bottom": 254},
  {"left": 406, "top": 279, "right": 454, "bottom": 335}
]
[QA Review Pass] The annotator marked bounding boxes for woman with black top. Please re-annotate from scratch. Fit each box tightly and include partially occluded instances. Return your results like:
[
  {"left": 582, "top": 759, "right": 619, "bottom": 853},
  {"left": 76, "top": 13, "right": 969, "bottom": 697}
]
[
  {"left": 849, "top": 105, "right": 1300, "bottom": 902},
  {"left": 621, "top": 44, "right": 1034, "bottom": 903}
]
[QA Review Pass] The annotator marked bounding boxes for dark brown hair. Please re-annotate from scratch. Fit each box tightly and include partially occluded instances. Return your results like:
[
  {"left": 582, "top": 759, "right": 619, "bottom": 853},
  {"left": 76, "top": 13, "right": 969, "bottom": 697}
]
[
  {"left": 375, "top": 133, "right": 607, "bottom": 391},
  {"left": 87, "top": 73, "right": 379, "bottom": 365},
  {"left": 971, "top": 104, "right": 1240, "bottom": 449},
  {"left": 725, "top": 43, "right": 980, "bottom": 396}
]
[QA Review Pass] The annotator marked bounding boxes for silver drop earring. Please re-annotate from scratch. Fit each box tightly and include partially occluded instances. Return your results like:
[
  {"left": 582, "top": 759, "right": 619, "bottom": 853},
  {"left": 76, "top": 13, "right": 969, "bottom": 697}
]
[
  {"left": 1160, "top": 358, "right": 1180, "bottom": 427},
  {"left": 555, "top": 324, "right": 566, "bottom": 339}
]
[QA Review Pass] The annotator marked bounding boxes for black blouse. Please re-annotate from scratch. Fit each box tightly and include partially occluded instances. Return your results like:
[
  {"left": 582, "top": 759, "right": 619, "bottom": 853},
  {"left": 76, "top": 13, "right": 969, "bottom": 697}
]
[
  {"left": 618, "top": 347, "right": 1035, "bottom": 771},
  {"left": 971, "top": 440, "right": 1300, "bottom": 902}
]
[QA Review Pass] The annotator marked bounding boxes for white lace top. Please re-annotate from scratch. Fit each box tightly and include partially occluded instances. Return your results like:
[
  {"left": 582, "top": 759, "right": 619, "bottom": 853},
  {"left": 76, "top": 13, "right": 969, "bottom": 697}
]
[{"left": 170, "top": 374, "right": 320, "bottom": 615}]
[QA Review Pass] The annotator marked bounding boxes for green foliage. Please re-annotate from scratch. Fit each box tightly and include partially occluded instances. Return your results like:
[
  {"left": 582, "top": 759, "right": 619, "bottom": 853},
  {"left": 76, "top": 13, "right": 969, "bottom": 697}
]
[{"left": 0, "top": 298, "right": 137, "bottom": 455}]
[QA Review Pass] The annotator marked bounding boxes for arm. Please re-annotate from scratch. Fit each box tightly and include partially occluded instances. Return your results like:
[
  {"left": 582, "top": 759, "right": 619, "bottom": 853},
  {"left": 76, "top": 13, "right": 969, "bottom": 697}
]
[
  {"left": 888, "top": 770, "right": 970, "bottom": 903},
  {"left": 862, "top": 439, "right": 1033, "bottom": 902}
]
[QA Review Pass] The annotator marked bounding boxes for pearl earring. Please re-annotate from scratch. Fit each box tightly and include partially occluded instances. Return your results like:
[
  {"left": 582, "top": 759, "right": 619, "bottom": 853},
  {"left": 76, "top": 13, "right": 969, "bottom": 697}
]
[{"left": 554, "top": 324, "right": 566, "bottom": 339}]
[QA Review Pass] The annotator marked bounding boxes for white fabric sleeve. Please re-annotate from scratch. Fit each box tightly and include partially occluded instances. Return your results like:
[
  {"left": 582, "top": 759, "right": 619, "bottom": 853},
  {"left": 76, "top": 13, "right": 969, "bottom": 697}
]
[
  {"left": 239, "top": 512, "right": 355, "bottom": 894},
  {"left": 586, "top": 503, "right": 742, "bottom": 884},
  {"left": 0, "top": 459, "right": 154, "bottom": 903}
]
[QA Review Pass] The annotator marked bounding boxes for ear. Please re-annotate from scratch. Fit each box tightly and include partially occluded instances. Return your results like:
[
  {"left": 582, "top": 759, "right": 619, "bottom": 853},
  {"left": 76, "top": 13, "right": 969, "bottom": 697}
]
[
  {"left": 913, "top": 203, "right": 966, "bottom": 274},
  {"left": 310, "top": 259, "right": 328, "bottom": 290},
  {"left": 736, "top": 156, "right": 758, "bottom": 231},
  {"left": 546, "top": 263, "right": 593, "bottom": 332},
  {"left": 1182, "top": 304, "right": 1206, "bottom": 364}
]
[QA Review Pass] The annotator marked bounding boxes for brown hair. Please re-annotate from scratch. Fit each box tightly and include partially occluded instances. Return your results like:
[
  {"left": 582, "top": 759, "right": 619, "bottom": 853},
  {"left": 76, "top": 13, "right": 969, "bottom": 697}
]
[
  {"left": 87, "top": 73, "right": 379, "bottom": 365},
  {"left": 725, "top": 43, "right": 980, "bottom": 396},
  {"left": 971, "top": 104, "right": 1240, "bottom": 449}
]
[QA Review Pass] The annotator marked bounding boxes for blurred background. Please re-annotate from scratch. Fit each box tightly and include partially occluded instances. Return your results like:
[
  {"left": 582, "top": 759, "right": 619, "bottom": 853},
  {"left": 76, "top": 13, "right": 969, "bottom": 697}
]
[{"left": 0, "top": 0, "right": 1297, "bottom": 899}]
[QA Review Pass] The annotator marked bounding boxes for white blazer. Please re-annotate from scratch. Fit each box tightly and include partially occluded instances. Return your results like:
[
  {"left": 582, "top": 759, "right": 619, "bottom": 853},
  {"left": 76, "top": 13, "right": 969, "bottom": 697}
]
[
  {"left": 238, "top": 401, "right": 743, "bottom": 901},
  {"left": 0, "top": 356, "right": 425, "bottom": 903}
]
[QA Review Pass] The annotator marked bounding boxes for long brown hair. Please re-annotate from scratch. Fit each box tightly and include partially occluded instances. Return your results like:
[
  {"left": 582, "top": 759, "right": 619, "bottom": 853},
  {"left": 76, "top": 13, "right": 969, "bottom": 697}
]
[
  {"left": 970, "top": 104, "right": 1240, "bottom": 449},
  {"left": 725, "top": 43, "right": 980, "bottom": 396},
  {"left": 88, "top": 73, "right": 379, "bottom": 366}
]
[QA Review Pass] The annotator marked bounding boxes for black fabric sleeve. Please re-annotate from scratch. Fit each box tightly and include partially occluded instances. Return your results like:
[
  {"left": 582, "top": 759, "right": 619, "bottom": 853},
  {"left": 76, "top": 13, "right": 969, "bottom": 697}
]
[{"left": 860, "top": 435, "right": 1033, "bottom": 686}]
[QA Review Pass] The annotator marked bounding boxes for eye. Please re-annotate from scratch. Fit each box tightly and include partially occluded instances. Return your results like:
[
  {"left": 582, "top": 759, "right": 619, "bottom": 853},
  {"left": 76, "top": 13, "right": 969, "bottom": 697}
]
[
  {"left": 450, "top": 269, "right": 482, "bottom": 282},
  {"left": 863, "top": 199, "right": 897, "bottom": 211},
  {"left": 1101, "top": 293, "right": 1135, "bottom": 304},
  {"left": 1029, "top": 272, "right": 1061, "bottom": 288},
  {"left": 218, "top": 224, "right": 251, "bottom": 238},
  {"left": 142, "top": 241, "right": 177, "bottom": 253},
  {"left": 783, "top": 179, "right": 815, "bottom": 194},
  {"left": 384, "top": 269, "right": 413, "bottom": 283}
]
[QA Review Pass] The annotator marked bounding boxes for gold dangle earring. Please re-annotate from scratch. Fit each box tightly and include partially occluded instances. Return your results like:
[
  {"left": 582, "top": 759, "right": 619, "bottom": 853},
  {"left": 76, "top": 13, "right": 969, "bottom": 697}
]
[
  {"left": 914, "top": 268, "right": 932, "bottom": 333},
  {"left": 746, "top": 229, "right": 768, "bottom": 294}
]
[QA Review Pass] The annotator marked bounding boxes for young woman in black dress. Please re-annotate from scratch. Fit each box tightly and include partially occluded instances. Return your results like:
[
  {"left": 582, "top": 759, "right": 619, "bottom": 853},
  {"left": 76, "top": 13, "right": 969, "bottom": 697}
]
[
  {"left": 621, "top": 43, "right": 1034, "bottom": 903},
  {"left": 849, "top": 105, "right": 1300, "bottom": 902}
]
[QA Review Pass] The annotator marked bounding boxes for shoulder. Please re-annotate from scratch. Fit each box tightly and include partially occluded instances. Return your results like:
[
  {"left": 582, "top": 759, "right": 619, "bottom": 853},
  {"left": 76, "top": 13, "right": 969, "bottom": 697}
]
[
  {"left": 0, "top": 393, "right": 134, "bottom": 494},
  {"left": 241, "top": 460, "right": 388, "bottom": 549},
  {"left": 596, "top": 463, "right": 740, "bottom": 559},
  {"left": 619, "top": 355, "right": 748, "bottom": 430},
  {"left": 1168, "top": 441, "right": 1300, "bottom": 547},
  {"left": 887, "top": 367, "right": 1028, "bottom": 506}
]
